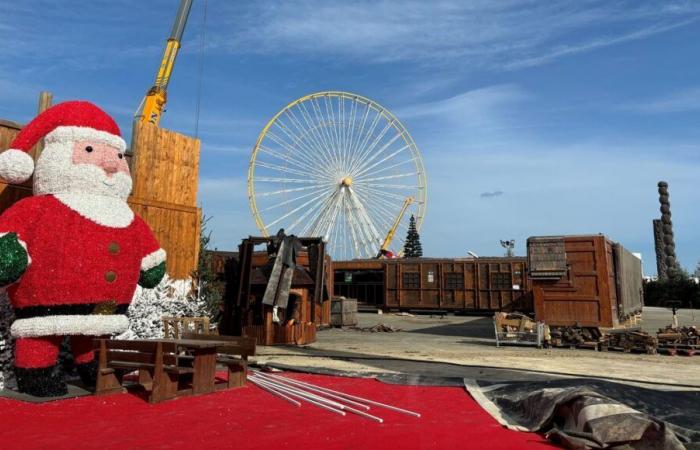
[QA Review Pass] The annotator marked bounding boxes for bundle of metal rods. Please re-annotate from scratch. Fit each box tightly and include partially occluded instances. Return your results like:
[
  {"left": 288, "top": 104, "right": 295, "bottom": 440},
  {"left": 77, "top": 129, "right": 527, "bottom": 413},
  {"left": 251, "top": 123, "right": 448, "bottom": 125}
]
[{"left": 247, "top": 369, "right": 421, "bottom": 423}]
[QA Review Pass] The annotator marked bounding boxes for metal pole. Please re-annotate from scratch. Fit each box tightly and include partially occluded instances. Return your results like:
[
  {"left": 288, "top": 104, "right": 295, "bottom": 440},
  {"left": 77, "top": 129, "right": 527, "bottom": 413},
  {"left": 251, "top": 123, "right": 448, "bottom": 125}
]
[
  {"left": 250, "top": 376, "right": 346, "bottom": 416},
  {"left": 256, "top": 371, "right": 421, "bottom": 417},
  {"left": 251, "top": 375, "right": 384, "bottom": 423},
  {"left": 253, "top": 370, "right": 371, "bottom": 410},
  {"left": 247, "top": 376, "right": 301, "bottom": 407}
]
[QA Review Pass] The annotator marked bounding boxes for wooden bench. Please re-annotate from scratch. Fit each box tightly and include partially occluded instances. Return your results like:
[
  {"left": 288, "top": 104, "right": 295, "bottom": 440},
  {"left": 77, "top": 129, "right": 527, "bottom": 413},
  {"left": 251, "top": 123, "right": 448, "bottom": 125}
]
[
  {"left": 180, "top": 333, "right": 256, "bottom": 389},
  {"left": 94, "top": 339, "right": 195, "bottom": 403}
]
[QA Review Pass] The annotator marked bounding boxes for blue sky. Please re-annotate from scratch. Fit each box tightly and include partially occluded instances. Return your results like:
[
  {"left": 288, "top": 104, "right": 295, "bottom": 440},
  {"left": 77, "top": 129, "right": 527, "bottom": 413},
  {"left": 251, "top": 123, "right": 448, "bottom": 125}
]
[{"left": 2, "top": 1, "right": 699, "bottom": 273}]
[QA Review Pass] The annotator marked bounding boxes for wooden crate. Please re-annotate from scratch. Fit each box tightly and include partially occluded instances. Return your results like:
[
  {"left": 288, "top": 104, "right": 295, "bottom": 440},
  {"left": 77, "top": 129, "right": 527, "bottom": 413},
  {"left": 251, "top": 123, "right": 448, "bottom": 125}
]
[{"left": 0, "top": 113, "right": 201, "bottom": 280}]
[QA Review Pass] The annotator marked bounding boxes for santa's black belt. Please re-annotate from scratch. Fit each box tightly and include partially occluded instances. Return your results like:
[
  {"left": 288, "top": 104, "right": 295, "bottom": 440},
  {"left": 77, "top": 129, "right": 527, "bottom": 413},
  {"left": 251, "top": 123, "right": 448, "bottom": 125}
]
[{"left": 13, "top": 302, "right": 129, "bottom": 319}]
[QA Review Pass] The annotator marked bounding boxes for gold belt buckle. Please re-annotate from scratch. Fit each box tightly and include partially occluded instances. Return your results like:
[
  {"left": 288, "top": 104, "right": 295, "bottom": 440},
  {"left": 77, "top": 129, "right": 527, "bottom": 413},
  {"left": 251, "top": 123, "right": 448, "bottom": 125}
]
[{"left": 93, "top": 300, "right": 118, "bottom": 315}]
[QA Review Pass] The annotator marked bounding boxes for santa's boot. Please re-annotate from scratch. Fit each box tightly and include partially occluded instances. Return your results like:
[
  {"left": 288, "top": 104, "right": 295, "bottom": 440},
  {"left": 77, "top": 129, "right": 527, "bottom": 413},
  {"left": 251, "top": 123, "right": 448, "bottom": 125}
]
[
  {"left": 76, "top": 360, "right": 98, "bottom": 388},
  {"left": 14, "top": 336, "right": 67, "bottom": 397},
  {"left": 71, "top": 335, "right": 97, "bottom": 388},
  {"left": 15, "top": 366, "right": 67, "bottom": 397}
]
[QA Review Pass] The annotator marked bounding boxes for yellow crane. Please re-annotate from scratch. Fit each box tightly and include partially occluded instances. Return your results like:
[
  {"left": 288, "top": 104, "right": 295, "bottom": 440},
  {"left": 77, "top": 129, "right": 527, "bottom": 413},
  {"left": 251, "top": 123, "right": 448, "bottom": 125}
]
[
  {"left": 134, "top": 0, "right": 193, "bottom": 125},
  {"left": 377, "top": 196, "right": 413, "bottom": 258}
]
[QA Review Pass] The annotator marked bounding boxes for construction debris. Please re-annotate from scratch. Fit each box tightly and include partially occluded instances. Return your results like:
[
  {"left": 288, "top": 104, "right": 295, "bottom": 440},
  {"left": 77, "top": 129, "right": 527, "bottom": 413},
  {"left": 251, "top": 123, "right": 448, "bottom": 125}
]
[
  {"left": 548, "top": 326, "right": 602, "bottom": 349},
  {"left": 247, "top": 369, "right": 421, "bottom": 422},
  {"left": 657, "top": 325, "right": 699, "bottom": 356},
  {"left": 351, "top": 323, "right": 402, "bottom": 333},
  {"left": 601, "top": 329, "right": 658, "bottom": 355}
]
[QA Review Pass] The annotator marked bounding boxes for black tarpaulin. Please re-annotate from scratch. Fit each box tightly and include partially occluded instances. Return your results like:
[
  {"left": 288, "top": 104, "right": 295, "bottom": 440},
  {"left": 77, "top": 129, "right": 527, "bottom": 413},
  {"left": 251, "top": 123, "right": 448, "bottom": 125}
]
[{"left": 465, "top": 378, "right": 700, "bottom": 449}]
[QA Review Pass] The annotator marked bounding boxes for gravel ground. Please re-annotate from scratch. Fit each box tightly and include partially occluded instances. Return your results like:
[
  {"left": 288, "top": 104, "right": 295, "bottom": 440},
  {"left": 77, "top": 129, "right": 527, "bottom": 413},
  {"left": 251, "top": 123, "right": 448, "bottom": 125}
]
[{"left": 254, "top": 307, "right": 700, "bottom": 387}]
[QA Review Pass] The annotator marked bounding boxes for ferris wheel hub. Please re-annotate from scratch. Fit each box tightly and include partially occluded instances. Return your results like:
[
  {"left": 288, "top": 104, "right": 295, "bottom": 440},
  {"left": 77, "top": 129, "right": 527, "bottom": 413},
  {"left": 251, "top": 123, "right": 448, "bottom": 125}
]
[{"left": 340, "top": 176, "right": 353, "bottom": 187}]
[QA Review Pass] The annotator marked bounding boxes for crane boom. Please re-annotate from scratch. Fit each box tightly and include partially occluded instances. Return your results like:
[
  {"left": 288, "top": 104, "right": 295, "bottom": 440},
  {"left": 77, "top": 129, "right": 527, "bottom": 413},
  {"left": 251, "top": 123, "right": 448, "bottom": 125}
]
[
  {"left": 377, "top": 197, "right": 413, "bottom": 258},
  {"left": 134, "top": 0, "right": 193, "bottom": 126}
]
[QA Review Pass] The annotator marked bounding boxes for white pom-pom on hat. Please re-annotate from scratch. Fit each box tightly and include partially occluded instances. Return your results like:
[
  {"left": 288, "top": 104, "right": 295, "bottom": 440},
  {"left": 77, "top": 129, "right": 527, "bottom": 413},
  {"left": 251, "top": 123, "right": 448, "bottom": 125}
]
[{"left": 0, "top": 149, "right": 35, "bottom": 184}]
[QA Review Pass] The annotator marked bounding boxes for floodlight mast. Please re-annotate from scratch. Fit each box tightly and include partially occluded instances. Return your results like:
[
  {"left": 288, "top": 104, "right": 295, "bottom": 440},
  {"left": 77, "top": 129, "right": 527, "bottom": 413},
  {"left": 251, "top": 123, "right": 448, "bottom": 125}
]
[{"left": 500, "top": 239, "right": 515, "bottom": 257}]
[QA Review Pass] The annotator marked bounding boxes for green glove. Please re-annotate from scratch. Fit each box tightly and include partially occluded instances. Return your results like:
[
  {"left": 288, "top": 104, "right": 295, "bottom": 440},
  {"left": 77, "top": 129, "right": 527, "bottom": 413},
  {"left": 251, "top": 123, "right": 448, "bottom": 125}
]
[
  {"left": 0, "top": 232, "right": 29, "bottom": 286},
  {"left": 138, "top": 261, "right": 166, "bottom": 288}
]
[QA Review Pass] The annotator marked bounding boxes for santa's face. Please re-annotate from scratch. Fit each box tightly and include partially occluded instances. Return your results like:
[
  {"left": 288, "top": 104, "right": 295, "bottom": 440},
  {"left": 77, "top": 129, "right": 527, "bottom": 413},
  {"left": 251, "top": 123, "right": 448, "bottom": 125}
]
[
  {"left": 34, "top": 137, "right": 133, "bottom": 199},
  {"left": 71, "top": 140, "right": 130, "bottom": 179}
]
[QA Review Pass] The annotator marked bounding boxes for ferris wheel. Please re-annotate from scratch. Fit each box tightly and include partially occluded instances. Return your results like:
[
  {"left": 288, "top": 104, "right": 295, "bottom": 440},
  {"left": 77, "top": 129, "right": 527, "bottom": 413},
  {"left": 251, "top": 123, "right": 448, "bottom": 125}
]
[{"left": 248, "top": 91, "right": 427, "bottom": 260}]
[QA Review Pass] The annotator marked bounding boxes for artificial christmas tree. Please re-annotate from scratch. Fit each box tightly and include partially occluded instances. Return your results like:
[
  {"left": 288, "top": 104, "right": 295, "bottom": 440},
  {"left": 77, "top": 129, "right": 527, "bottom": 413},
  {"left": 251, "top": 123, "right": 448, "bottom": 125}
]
[
  {"left": 403, "top": 215, "right": 423, "bottom": 258},
  {"left": 0, "top": 293, "right": 15, "bottom": 391},
  {"left": 0, "top": 101, "right": 166, "bottom": 396}
]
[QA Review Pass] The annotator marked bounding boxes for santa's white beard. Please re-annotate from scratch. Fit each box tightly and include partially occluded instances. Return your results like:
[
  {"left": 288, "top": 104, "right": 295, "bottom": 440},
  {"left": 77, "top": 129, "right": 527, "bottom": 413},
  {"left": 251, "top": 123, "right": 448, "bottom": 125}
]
[{"left": 33, "top": 141, "right": 135, "bottom": 228}]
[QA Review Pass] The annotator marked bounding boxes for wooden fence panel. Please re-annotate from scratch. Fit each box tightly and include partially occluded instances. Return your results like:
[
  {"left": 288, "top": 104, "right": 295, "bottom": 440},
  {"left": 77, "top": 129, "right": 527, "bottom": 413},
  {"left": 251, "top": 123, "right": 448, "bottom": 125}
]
[
  {"left": 129, "top": 197, "right": 201, "bottom": 279},
  {"left": 130, "top": 121, "right": 200, "bottom": 207}
]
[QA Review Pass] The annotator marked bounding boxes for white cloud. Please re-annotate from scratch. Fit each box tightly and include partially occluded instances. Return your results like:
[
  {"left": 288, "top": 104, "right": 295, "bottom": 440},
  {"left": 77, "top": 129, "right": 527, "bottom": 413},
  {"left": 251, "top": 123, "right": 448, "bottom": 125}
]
[
  {"left": 396, "top": 84, "right": 529, "bottom": 122},
  {"left": 503, "top": 17, "right": 700, "bottom": 69},
  {"left": 213, "top": 0, "right": 700, "bottom": 70},
  {"left": 619, "top": 87, "right": 700, "bottom": 114}
]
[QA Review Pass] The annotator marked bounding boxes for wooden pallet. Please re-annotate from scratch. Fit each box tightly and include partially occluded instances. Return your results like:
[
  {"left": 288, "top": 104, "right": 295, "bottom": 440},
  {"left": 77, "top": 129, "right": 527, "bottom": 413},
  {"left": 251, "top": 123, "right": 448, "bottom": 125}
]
[
  {"left": 657, "top": 347, "right": 678, "bottom": 356},
  {"left": 658, "top": 344, "right": 698, "bottom": 356},
  {"left": 599, "top": 344, "right": 657, "bottom": 355},
  {"left": 548, "top": 341, "right": 600, "bottom": 351}
]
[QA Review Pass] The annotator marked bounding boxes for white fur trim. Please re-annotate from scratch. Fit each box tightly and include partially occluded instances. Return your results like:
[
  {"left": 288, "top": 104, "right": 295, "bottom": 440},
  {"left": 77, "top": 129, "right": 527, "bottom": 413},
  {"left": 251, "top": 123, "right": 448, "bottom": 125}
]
[
  {"left": 0, "top": 149, "right": 35, "bottom": 184},
  {"left": 11, "top": 314, "right": 129, "bottom": 338},
  {"left": 0, "top": 232, "right": 32, "bottom": 266},
  {"left": 141, "top": 248, "right": 166, "bottom": 271},
  {"left": 45, "top": 126, "right": 126, "bottom": 151},
  {"left": 55, "top": 193, "right": 134, "bottom": 228}
]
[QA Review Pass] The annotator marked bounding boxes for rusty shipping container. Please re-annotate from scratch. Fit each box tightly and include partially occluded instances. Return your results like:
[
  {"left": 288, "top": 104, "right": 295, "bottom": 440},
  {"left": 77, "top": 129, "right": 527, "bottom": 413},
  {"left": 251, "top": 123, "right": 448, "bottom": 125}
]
[
  {"left": 334, "top": 257, "right": 532, "bottom": 312},
  {"left": 528, "top": 235, "right": 643, "bottom": 328}
]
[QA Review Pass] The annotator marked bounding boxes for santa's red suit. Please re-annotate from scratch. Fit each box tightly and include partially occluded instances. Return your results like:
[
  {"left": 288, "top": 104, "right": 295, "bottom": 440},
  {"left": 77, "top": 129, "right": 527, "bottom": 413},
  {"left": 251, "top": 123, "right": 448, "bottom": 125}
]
[{"left": 0, "top": 101, "right": 165, "bottom": 396}]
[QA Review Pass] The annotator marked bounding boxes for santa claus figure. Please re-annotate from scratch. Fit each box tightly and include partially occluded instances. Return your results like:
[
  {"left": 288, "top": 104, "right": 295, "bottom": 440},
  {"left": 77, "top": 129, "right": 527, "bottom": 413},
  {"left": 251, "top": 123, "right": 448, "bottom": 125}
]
[{"left": 0, "top": 101, "right": 166, "bottom": 397}]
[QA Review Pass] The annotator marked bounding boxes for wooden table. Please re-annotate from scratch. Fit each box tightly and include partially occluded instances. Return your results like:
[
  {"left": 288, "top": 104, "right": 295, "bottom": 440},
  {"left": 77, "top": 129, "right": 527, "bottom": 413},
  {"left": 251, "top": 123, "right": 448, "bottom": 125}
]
[{"left": 151, "top": 339, "right": 222, "bottom": 395}]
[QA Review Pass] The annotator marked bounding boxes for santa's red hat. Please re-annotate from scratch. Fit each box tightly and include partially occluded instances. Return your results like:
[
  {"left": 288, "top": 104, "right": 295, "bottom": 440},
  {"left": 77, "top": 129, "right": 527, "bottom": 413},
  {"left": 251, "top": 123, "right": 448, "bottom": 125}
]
[{"left": 0, "top": 101, "right": 126, "bottom": 184}]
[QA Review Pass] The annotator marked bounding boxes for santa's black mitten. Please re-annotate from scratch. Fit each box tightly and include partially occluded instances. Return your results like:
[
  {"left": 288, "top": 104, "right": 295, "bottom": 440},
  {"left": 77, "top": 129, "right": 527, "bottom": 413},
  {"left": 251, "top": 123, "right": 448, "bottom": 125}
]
[
  {"left": 138, "top": 261, "right": 166, "bottom": 288},
  {"left": 0, "top": 232, "right": 29, "bottom": 286}
]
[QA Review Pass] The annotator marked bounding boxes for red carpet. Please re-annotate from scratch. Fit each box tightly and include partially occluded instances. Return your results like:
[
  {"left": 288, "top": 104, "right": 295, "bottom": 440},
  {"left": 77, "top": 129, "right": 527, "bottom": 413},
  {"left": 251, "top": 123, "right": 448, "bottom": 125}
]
[{"left": 0, "top": 373, "right": 556, "bottom": 449}]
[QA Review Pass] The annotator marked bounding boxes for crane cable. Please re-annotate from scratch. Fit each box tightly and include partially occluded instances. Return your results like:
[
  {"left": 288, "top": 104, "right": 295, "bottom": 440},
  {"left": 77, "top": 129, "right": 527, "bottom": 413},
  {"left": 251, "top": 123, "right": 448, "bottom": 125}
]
[{"left": 194, "top": 0, "right": 208, "bottom": 138}]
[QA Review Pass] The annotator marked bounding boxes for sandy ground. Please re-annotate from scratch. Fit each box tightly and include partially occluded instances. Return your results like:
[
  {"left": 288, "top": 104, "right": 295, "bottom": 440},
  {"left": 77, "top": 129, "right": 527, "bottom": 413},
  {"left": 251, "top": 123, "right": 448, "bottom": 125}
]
[{"left": 254, "top": 307, "right": 700, "bottom": 388}]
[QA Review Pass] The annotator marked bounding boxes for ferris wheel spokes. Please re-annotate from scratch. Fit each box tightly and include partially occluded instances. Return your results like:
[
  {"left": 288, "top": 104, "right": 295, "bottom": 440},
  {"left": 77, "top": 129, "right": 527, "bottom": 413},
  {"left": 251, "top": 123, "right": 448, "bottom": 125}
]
[{"left": 249, "top": 92, "right": 426, "bottom": 259}]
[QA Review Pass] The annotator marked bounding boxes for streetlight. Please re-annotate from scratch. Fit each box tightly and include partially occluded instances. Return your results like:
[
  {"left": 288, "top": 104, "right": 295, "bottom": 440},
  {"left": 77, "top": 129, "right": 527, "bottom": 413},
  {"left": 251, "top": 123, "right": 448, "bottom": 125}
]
[{"left": 500, "top": 239, "right": 515, "bottom": 257}]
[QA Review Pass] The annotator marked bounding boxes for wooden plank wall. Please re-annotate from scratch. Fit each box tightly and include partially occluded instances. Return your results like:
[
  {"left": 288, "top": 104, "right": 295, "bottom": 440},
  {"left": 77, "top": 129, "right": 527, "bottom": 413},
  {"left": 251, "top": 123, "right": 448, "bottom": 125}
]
[
  {"left": 0, "top": 116, "right": 201, "bottom": 280},
  {"left": 531, "top": 235, "right": 617, "bottom": 328},
  {"left": 613, "top": 243, "right": 644, "bottom": 319},
  {"left": 0, "top": 120, "right": 41, "bottom": 210},
  {"left": 383, "top": 258, "right": 530, "bottom": 312},
  {"left": 129, "top": 122, "right": 201, "bottom": 279},
  {"left": 130, "top": 121, "right": 199, "bottom": 206}
]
